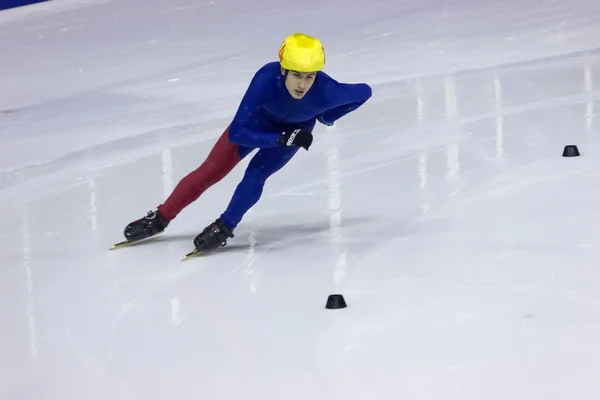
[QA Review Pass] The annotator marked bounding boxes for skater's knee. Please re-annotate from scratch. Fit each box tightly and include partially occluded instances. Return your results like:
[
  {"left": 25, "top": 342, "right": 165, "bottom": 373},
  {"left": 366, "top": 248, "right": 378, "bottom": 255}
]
[{"left": 243, "top": 165, "right": 268, "bottom": 186}]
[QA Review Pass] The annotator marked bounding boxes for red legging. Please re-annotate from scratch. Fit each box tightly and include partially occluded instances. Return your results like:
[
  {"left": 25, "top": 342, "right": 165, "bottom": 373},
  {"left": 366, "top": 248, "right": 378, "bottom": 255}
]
[{"left": 157, "top": 125, "right": 241, "bottom": 221}]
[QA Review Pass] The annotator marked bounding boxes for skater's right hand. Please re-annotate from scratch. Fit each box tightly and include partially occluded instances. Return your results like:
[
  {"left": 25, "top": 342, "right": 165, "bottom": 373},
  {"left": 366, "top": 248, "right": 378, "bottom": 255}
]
[{"left": 278, "top": 128, "right": 313, "bottom": 150}]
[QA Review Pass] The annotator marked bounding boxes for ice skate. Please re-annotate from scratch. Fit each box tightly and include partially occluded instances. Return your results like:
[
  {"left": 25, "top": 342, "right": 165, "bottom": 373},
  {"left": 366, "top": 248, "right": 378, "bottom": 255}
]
[
  {"left": 110, "top": 209, "right": 170, "bottom": 249},
  {"left": 182, "top": 218, "right": 234, "bottom": 260}
]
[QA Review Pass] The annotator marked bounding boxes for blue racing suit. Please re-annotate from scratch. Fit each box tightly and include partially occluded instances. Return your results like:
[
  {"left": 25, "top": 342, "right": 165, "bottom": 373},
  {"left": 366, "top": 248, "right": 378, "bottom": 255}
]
[{"left": 219, "top": 61, "right": 372, "bottom": 229}]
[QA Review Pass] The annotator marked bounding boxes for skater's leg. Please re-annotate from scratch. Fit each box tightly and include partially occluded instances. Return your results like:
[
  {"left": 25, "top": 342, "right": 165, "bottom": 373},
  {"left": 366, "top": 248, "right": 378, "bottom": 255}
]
[
  {"left": 190, "top": 147, "right": 299, "bottom": 252},
  {"left": 158, "top": 125, "right": 251, "bottom": 221},
  {"left": 220, "top": 146, "right": 300, "bottom": 229}
]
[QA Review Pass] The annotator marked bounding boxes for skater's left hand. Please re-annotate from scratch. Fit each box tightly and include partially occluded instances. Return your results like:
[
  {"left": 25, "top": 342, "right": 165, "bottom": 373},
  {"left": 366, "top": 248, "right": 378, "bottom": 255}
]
[{"left": 317, "top": 113, "right": 334, "bottom": 126}]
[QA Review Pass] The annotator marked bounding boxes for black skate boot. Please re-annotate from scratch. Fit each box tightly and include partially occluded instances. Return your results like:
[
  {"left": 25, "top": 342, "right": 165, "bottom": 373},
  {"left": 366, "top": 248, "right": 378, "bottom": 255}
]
[
  {"left": 193, "top": 218, "right": 234, "bottom": 252},
  {"left": 123, "top": 209, "right": 170, "bottom": 242}
]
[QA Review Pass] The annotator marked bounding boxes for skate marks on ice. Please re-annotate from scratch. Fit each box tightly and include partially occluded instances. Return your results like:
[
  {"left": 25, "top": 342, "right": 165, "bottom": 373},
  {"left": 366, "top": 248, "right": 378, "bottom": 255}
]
[
  {"left": 107, "top": 216, "right": 385, "bottom": 287},
  {"left": 0, "top": 105, "right": 232, "bottom": 195}
]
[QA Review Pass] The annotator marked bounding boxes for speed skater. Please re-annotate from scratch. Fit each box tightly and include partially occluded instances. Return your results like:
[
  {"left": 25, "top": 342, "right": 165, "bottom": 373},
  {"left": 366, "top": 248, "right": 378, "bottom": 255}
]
[{"left": 121, "top": 32, "right": 372, "bottom": 253}]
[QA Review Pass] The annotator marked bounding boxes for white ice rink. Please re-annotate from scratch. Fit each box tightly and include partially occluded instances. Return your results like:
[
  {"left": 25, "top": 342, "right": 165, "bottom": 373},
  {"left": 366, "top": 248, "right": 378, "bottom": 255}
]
[{"left": 2, "top": 0, "right": 600, "bottom": 398}]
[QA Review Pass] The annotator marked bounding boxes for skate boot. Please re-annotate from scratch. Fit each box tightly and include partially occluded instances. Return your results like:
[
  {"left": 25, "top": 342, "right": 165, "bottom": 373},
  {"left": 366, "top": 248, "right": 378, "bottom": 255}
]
[
  {"left": 193, "top": 218, "right": 234, "bottom": 252},
  {"left": 123, "top": 209, "right": 170, "bottom": 242}
]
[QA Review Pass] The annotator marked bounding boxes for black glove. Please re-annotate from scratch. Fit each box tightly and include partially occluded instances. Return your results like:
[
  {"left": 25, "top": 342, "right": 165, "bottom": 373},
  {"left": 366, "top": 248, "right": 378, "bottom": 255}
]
[{"left": 278, "top": 128, "right": 313, "bottom": 150}]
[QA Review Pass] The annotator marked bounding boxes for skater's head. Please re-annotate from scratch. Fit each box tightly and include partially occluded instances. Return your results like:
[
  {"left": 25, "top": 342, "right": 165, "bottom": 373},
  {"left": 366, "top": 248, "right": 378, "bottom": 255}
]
[
  {"left": 281, "top": 69, "right": 316, "bottom": 99},
  {"left": 278, "top": 32, "right": 325, "bottom": 99}
]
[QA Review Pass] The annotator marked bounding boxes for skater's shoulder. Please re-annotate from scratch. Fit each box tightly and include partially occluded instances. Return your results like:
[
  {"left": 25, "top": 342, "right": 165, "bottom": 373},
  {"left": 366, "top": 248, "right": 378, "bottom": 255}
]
[
  {"left": 244, "top": 62, "right": 281, "bottom": 93},
  {"left": 309, "top": 70, "right": 339, "bottom": 94},
  {"left": 253, "top": 61, "right": 282, "bottom": 79},
  {"left": 316, "top": 69, "right": 335, "bottom": 81}
]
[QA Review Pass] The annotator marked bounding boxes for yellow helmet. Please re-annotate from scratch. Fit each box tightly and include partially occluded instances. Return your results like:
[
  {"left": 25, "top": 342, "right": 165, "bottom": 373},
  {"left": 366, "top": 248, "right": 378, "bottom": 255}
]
[{"left": 278, "top": 33, "right": 325, "bottom": 72}]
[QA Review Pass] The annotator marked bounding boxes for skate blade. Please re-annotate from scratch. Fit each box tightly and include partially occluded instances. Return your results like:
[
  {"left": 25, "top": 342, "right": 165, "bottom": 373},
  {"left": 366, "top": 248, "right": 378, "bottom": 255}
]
[
  {"left": 182, "top": 249, "right": 200, "bottom": 261},
  {"left": 182, "top": 242, "right": 229, "bottom": 260},
  {"left": 109, "top": 231, "right": 164, "bottom": 250}
]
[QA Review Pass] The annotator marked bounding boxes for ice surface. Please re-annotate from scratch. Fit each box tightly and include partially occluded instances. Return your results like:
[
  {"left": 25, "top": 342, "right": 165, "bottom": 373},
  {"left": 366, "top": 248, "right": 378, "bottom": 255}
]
[{"left": 2, "top": 0, "right": 600, "bottom": 399}]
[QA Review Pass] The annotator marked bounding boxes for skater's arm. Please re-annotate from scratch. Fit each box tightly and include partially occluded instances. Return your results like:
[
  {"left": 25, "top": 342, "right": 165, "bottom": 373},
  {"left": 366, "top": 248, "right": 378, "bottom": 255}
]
[
  {"left": 228, "top": 70, "right": 280, "bottom": 148},
  {"left": 319, "top": 78, "right": 372, "bottom": 125}
]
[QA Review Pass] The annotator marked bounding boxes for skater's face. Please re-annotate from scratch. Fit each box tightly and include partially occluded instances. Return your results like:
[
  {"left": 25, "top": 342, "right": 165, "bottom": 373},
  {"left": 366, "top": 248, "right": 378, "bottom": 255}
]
[{"left": 282, "top": 68, "right": 316, "bottom": 99}]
